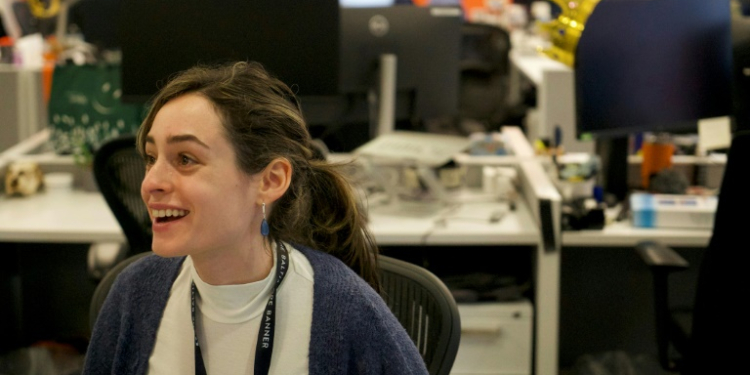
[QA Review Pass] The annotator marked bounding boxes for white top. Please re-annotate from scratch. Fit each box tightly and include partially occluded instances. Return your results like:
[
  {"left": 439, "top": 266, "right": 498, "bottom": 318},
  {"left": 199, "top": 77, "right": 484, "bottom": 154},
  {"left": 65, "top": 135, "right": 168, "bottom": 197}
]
[{"left": 148, "top": 243, "right": 314, "bottom": 375}]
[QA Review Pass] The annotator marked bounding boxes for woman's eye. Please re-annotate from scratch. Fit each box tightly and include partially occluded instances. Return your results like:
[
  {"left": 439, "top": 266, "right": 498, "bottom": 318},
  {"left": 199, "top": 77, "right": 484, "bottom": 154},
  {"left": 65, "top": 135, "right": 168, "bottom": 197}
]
[
  {"left": 179, "top": 154, "right": 195, "bottom": 166},
  {"left": 144, "top": 155, "right": 155, "bottom": 172}
]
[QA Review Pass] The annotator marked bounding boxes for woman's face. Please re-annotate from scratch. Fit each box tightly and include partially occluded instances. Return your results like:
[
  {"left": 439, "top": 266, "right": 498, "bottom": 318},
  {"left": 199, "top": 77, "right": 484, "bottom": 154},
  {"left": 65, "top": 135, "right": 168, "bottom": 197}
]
[{"left": 141, "top": 93, "right": 262, "bottom": 258}]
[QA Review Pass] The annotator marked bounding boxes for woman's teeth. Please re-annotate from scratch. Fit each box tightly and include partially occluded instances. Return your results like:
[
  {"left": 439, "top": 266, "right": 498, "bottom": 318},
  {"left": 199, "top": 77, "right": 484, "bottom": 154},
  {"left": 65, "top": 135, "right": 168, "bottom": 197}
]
[{"left": 152, "top": 209, "right": 187, "bottom": 218}]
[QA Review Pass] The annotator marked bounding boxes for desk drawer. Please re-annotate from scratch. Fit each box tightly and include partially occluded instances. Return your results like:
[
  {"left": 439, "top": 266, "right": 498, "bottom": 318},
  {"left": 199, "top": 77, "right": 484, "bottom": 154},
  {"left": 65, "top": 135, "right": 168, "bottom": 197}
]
[{"left": 451, "top": 300, "right": 533, "bottom": 375}]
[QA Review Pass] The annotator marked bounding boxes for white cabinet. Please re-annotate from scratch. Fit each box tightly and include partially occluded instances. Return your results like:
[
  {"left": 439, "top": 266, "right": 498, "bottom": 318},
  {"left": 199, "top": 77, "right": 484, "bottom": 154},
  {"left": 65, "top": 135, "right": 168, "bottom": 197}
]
[{"left": 451, "top": 300, "right": 533, "bottom": 375}]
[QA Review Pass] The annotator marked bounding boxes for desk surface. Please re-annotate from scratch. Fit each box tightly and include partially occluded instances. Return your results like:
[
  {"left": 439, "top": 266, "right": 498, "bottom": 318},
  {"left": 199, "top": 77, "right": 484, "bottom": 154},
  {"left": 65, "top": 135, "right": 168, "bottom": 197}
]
[
  {"left": 0, "top": 189, "right": 125, "bottom": 243},
  {"left": 369, "top": 197, "right": 540, "bottom": 246},
  {"left": 0, "top": 180, "right": 710, "bottom": 249},
  {"left": 562, "top": 207, "right": 712, "bottom": 248},
  {"left": 1, "top": 187, "right": 540, "bottom": 247},
  {"left": 562, "top": 220, "right": 711, "bottom": 248}
]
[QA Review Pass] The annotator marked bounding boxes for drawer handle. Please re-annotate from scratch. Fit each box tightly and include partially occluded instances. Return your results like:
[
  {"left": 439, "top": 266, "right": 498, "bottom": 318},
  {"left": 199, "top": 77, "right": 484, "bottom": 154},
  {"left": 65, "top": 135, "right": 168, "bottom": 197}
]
[{"left": 461, "top": 325, "right": 502, "bottom": 336}]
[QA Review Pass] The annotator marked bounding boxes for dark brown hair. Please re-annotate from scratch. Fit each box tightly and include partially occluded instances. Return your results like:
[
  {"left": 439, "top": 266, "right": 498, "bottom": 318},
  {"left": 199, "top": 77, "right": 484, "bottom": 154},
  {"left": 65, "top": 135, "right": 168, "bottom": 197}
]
[{"left": 136, "top": 61, "right": 380, "bottom": 291}]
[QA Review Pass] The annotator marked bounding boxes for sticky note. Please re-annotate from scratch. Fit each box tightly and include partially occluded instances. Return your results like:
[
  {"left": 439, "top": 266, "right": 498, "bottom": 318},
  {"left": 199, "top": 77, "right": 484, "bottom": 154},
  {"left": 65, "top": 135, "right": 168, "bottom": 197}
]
[{"left": 698, "top": 116, "right": 731, "bottom": 154}]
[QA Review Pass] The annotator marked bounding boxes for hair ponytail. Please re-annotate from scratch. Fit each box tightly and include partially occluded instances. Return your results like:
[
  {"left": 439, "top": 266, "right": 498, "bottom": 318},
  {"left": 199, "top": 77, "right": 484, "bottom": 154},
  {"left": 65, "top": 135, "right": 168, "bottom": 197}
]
[
  {"left": 309, "top": 160, "right": 380, "bottom": 290},
  {"left": 269, "top": 157, "right": 381, "bottom": 292}
]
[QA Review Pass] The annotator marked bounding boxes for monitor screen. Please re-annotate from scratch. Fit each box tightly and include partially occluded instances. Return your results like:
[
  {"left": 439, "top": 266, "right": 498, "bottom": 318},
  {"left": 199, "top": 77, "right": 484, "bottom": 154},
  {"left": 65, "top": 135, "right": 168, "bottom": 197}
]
[
  {"left": 339, "top": 5, "right": 463, "bottom": 122},
  {"left": 118, "top": 0, "right": 340, "bottom": 103},
  {"left": 574, "top": 0, "right": 734, "bottom": 138}
]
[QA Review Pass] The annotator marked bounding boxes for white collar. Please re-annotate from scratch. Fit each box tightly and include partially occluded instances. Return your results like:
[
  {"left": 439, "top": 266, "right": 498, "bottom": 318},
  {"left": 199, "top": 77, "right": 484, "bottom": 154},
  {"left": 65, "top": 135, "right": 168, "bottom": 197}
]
[{"left": 188, "top": 245, "right": 279, "bottom": 324}]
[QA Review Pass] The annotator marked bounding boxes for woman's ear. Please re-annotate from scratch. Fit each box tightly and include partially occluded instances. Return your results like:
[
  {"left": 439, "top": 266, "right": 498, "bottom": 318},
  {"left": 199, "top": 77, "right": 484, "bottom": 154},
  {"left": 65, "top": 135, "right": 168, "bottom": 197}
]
[{"left": 258, "top": 157, "right": 292, "bottom": 204}]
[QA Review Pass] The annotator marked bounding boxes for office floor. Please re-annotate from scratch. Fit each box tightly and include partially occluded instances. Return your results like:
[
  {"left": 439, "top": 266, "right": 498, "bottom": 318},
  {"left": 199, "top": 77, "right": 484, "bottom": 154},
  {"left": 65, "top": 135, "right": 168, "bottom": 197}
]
[
  {"left": 559, "top": 351, "right": 672, "bottom": 375},
  {"left": 0, "top": 344, "right": 671, "bottom": 375},
  {"left": 0, "top": 343, "right": 85, "bottom": 375}
]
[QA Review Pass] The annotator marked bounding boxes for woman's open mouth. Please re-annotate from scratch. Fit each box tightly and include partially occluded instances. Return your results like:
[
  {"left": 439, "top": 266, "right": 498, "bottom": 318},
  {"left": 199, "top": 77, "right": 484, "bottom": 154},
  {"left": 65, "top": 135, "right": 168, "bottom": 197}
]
[{"left": 152, "top": 209, "right": 188, "bottom": 223}]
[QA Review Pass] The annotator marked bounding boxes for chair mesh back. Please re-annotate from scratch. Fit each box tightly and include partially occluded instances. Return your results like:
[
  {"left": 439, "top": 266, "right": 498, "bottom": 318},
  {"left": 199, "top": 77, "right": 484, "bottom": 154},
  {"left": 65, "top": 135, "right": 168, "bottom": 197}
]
[
  {"left": 93, "top": 135, "right": 152, "bottom": 254},
  {"left": 379, "top": 256, "right": 461, "bottom": 375}
]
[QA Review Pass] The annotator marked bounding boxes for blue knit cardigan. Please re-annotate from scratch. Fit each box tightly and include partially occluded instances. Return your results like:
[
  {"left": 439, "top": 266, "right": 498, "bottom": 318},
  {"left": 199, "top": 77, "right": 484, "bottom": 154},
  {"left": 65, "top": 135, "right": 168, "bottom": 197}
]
[{"left": 82, "top": 246, "right": 429, "bottom": 375}]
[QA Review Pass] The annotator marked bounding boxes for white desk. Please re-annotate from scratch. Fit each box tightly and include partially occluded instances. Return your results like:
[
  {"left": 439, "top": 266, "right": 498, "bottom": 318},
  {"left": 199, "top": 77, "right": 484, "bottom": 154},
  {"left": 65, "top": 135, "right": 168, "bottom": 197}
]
[
  {"left": 0, "top": 187, "right": 541, "bottom": 247},
  {"left": 368, "top": 193, "right": 539, "bottom": 247},
  {"left": 360, "top": 127, "right": 561, "bottom": 375},
  {"left": 562, "top": 220, "right": 711, "bottom": 248},
  {"left": 561, "top": 203, "right": 712, "bottom": 248},
  {"left": 367, "top": 202, "right": 441, "bottom": 245},
  {"left": 0, "top": 130, "right": 124, "bottom": 244},
  {"left": 426, "top": 199, "right": 539, "bottom": 246},
  {"left": 0, "top": 190, "right": 124, "bottom": 244}
]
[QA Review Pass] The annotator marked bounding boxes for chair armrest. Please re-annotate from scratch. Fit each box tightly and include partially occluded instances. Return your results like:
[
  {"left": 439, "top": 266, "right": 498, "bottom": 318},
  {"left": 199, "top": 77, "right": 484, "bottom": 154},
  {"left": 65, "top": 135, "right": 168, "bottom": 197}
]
[
  {"left": 635, "top": 241, "right": 689, "bottom": 272},
  {"left": 87, "top": 241, "right": 129, "bottom": 281},
  {"left": 635, "top": 240, "right": 690, "bottom": 372}
]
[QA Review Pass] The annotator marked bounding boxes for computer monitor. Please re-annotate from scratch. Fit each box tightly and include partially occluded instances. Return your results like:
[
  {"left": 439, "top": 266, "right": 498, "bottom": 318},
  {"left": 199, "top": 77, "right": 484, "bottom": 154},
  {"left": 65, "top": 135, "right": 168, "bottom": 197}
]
[
  {"left": 117, "top": 2, "right": 463, "bottom": 152},
  {"left": 572, "top": 0, "right": 735, "bottom": 200},
  {"left": 574, "top": 0, "right": 734, "bottom": 139},
  {"left": 339, "top": 5, "right": 463, "bottom": 135},
  {"left": 118, "top": 0, "right": 340, "bottom": 103},
  {"left": 68, "top": 0, "right": 122, "bottom": 51}
]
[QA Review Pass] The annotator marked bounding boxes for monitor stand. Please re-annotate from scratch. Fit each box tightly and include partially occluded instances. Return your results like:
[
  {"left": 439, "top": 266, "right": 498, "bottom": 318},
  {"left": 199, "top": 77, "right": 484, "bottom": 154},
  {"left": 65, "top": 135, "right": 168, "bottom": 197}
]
[
  {"left": 596, "top": 136, "right": 629, "bottom": 202},
  {"left": 368, "top": 53, "right": 397, "bottom": 139}
]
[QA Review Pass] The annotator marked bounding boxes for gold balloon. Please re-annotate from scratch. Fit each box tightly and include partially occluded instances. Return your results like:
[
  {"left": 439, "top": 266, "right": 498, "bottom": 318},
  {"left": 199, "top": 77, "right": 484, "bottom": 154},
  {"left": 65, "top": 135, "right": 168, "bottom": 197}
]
[{"left": 537, "top": 0, "right": 601, "bottom": 67}]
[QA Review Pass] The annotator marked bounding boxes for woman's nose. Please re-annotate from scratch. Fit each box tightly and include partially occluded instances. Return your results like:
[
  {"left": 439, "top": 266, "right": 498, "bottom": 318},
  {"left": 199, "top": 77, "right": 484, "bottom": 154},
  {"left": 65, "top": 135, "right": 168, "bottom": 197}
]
[{"left": 141, "top": 160, "right": 172, "bottom": 197}]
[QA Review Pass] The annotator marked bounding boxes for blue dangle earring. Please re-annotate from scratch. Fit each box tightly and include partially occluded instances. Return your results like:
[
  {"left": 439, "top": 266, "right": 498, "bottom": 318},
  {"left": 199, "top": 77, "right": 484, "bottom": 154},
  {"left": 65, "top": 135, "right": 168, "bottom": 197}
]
[{"left": 261, "top": 202, "right": 270, "bottom": 237}]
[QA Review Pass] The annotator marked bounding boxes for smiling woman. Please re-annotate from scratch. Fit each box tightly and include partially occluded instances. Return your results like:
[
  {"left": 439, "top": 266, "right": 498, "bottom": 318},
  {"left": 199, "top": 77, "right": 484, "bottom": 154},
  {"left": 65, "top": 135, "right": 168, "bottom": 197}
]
[
  {"left": 141, "top": 93, "right": 267, "bottom": 281},
  {"left": 82, "top": 61, "right": 429, "bottom": 375}
]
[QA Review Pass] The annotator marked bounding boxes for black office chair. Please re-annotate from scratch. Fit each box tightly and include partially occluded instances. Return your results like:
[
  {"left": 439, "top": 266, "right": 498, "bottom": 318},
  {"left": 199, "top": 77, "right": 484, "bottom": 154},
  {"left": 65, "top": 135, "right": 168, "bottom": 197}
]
[
  {"left": 378, "top": 255, "right": 461, "bottom": 375},
  {"left": 88, "top": 252, "right": 461, "bottom": 375},
  {"left": 458, "top": 22, "right": 512, "bottom": 132},
  {"left": 92, "top": 135, "right": 152, "bottom": 254},
  {"left": 636, "top": 131, "right": 750, "bottom": 375},
  {"left": 87, "top": 135, "right": 151, "bottom": 280}
]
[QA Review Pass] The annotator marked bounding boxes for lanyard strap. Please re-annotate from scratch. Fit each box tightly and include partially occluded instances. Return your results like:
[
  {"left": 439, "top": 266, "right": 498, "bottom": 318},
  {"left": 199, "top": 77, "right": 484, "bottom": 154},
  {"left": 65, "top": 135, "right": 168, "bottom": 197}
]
[{"left": 191, "top": 242, "right": 290, "bottom": 375}]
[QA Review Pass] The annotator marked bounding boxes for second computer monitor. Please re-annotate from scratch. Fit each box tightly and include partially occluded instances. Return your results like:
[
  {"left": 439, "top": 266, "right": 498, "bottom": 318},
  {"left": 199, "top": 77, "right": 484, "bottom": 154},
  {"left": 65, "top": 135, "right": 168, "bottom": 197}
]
[
  {"left": 119, "top": 0, "right": 340, "bottom": 103},
  {"left": 339, "top": 6, "right": 463, "bottom": 125}
]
